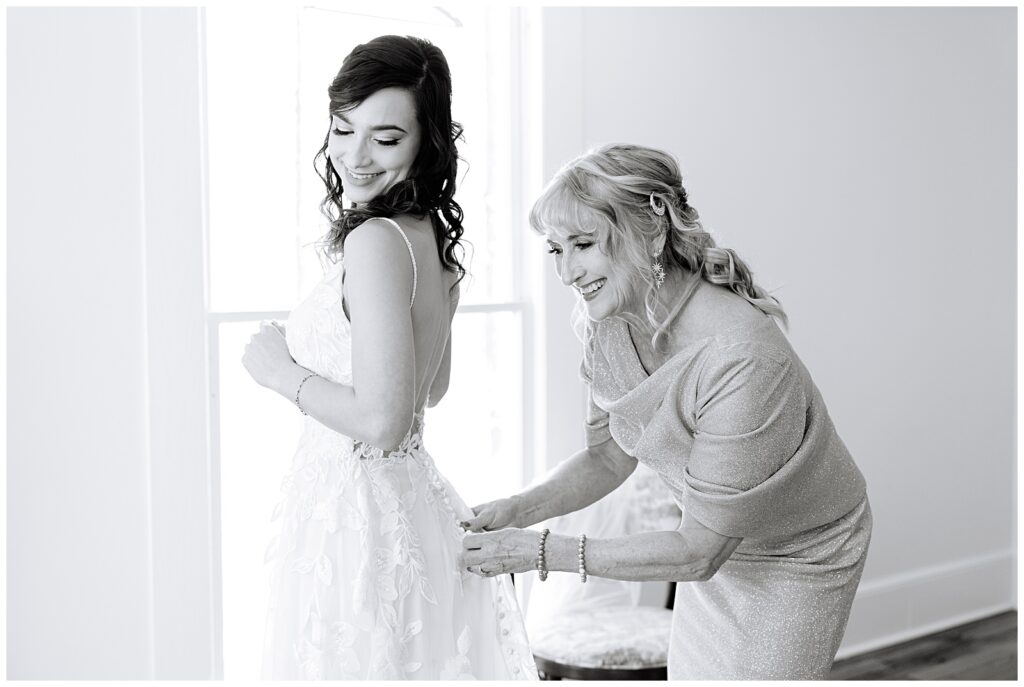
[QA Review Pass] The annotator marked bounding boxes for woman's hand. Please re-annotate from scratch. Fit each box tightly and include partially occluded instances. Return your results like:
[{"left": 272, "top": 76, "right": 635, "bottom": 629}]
[
  {"left": 462, "top": 497, "right": 521, "bottom": 532},
  {"left": 460, "top": 528, "right": 539, "bottom": 577},
  {"left": 242, "top": 322, "right": 297, "bottom": 394}
]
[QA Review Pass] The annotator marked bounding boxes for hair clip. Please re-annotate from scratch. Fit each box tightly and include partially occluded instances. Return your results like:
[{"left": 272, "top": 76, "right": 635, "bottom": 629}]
[{"left": 650, "top": 192, "right": 666, "bottom": 217}]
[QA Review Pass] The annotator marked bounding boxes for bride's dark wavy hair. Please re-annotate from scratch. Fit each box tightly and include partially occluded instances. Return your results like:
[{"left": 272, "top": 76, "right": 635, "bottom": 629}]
[{"left": 314, "top": 35, "right": 466, "bottom": 289}]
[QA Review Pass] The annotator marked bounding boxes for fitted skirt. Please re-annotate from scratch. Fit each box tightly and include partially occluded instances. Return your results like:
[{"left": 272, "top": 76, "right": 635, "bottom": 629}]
[{"left": 669, "top": 496, "right": 872, "bottom": 679}]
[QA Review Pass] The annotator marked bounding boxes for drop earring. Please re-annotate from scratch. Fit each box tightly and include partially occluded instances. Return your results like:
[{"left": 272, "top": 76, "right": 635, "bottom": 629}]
[
  {"left": 650, "top": 194, "right": 667, "bottom": 287},
  {"left": 651, "top": 249, "right": 666, "bottom": 289}
]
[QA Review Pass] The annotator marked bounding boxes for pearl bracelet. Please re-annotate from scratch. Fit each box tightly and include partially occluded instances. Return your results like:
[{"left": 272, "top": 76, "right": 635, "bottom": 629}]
[
  {"left": 537, "top": 528, "right": 550, "bottom": 581},
  {"left": 295, "top": 372, "right": 319, "bottom": 416},
  {"left": 578, "top": 533, "right": 588, "bottom": 583}
]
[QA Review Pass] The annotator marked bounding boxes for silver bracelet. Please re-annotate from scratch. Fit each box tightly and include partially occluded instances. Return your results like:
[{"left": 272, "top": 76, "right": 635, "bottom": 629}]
[
  {"left": 294, "top": 372, "right": 318, "bottom": 416},
  {"left": 578, "top": 533, "right": 588, "bottom": 583}
]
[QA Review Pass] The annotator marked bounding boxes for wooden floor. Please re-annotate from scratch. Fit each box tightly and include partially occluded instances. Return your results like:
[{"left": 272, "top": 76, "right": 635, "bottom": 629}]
[{"left": 830, "top": 611, "right": 1017, "bottom": 680}]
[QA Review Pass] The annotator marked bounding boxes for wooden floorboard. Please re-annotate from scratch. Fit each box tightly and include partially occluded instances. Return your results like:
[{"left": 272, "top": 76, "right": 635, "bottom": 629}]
[{"left": 830, "top": 610, "right": 1017, "bottom": 680}]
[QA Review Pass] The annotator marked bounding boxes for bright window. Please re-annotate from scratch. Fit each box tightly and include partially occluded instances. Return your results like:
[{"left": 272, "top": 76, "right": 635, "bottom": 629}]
[{"left": 204, "top": 5, "right": 531, "bottom": 680}]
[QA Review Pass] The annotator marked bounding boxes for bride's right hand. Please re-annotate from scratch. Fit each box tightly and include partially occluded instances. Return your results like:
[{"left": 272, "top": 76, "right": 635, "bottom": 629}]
[{"left": 461, "top": 497, "right": 520, "bottom": 532}]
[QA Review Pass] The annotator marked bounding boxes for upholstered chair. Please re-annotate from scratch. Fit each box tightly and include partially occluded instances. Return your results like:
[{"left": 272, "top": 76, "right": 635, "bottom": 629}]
[{"left": 523, "top": 463, "right": 681, "bottom": 680}]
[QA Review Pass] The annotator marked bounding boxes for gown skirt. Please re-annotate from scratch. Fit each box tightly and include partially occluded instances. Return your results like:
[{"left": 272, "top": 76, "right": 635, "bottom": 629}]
[{"left": 261, "top": 416, "right": 537, "bottom": 680}]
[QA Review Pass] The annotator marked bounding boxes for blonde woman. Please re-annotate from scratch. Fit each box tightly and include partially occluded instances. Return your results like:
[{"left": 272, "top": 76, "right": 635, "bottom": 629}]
[{"left": 461, "top": 143, "right": 871, "bottom": 680}]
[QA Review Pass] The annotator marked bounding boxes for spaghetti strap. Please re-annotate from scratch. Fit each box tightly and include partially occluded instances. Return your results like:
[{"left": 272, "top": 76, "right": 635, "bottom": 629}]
[{"left": 378, "top": 217, "right": 417, "bottom": 307}]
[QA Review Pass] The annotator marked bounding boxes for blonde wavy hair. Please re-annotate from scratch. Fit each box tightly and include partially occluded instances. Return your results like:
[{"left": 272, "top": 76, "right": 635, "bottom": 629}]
[{"left": 529, "top": 143, "right": 786, "bottom": 347}]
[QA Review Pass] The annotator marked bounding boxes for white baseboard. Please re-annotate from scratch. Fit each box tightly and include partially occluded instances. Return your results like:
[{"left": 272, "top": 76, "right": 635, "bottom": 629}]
[{"left": 836, "top": 549, "right": 1016, "bottom": 660}]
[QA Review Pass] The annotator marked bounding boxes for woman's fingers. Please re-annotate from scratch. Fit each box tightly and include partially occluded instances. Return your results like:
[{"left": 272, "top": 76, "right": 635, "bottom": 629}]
[
  {"left": 461, "top": 544, "right": 505, "bottom": 576},
  {"left": 259, "top": 321, "right": 286, "bottom": 340},
  {"left": 462, "top": 532, "right": 485, "bottom": 550},
  {"left": 459, "top": 532, "right": 491, "bottom": 569},
  {"left": 460, "top": 529, "right": 535, "bottom": 577},
  {"left": 461, "top": 508, "right": 492, "bottom": 532},
  {"left": 462, "top": 497, "right": 518, "bottom": 532}
]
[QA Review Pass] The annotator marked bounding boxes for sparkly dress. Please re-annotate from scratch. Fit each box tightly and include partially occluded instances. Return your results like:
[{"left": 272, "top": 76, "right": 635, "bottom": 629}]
[
  {"left": 581, "top": 303, "right": 871, "bottom": 680},
  {"left": 261, "top": 219, "right": 537, "bottom": 680}
]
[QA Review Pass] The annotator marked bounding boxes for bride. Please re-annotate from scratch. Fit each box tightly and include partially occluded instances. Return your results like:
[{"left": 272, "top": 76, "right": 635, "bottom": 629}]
[{"left": 241, "top": 35, "right": 536, "bottom": 680}]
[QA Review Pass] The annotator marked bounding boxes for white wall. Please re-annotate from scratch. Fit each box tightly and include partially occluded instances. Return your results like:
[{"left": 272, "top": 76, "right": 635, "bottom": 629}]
[
  {"left": 8, "top": 8, "right": 153, "bottom": 678},
  {"left": 7, "top": 8, "right": 215, "bottom": 679},
  {"left": 537, "top": 7, "right": 1016, "bottom": 657},
  {"left": 6, "top": 5, "right": 1015, "bottom": 678}
]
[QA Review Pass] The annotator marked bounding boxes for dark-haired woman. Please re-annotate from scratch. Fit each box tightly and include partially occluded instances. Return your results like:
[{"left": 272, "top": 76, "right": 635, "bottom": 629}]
[
  {"left": 242, "top": 35, "right": 536, "bottom": 680},
  {"left": 460, "top": 143, "right": 871, "bottom": 679}
]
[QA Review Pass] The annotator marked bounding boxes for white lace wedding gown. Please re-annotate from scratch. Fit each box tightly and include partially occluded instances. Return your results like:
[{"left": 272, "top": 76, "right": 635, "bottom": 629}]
[{"left": 261, "top": 219, "right": 537, "bottom": 680}]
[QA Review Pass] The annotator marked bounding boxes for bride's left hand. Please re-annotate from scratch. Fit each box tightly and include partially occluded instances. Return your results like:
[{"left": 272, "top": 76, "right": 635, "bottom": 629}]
[
  {"left": 460, "top": 528, "right": 539, "bottom": 577},
  {"left": 242, "top": 322, "right": 296, "bottom": 394}
]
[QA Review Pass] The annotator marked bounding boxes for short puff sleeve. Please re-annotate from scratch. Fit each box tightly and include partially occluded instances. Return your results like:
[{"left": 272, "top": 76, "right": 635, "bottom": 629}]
[{"left": 682, "top": 345, "right": 808, "bottom": 538}]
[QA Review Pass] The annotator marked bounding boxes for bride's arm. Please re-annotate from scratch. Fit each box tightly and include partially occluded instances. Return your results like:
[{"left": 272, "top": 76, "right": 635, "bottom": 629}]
[{"left": 245, "top": 220, "right": 416, "bottom": 450}]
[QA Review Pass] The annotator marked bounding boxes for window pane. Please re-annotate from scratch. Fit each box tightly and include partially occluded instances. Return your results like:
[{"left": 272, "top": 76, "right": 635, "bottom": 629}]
[
  {"left": 217, "top": 321, "right": 303, "bottom": 682},
  {"left": 205, "top": 7, "right": 301, "bottom": 312},
  {"left": 450, "top": 8, "right": 517, "bottom": 305},
  {"left": 427, "top": 310, "right": 524, "bottom": 504}
]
